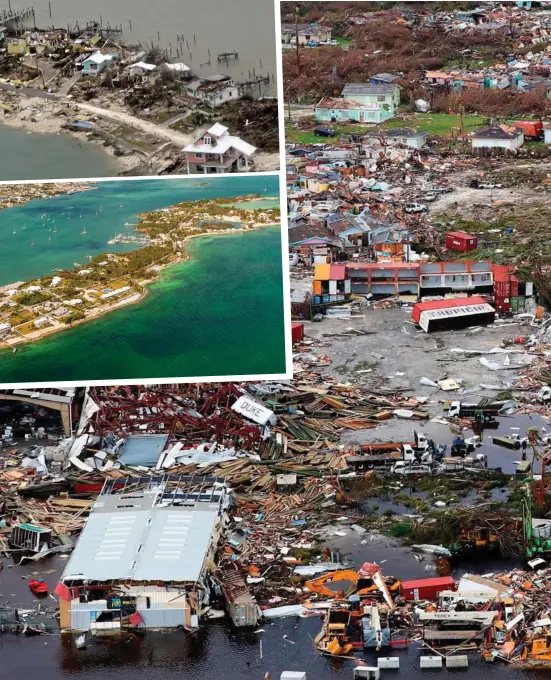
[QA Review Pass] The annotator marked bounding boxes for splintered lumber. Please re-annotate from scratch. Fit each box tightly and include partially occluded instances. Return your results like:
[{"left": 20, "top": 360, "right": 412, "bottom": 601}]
[{"left": 49, "top": 498, "right": 93, "bottom": 510}]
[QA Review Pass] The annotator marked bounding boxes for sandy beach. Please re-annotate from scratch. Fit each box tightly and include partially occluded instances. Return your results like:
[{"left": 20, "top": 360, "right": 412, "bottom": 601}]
[{"left": 0, "top": 97, "right": 144, "bottom": 174}]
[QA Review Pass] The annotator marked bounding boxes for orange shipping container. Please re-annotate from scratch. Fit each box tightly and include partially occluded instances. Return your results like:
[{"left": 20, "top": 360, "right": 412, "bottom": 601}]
[
  {"left": 313, "top": 280, "right": 322, "bottom": 295},
  {"left": 314, "top": 263, "right": 331, "bottom": 281}
]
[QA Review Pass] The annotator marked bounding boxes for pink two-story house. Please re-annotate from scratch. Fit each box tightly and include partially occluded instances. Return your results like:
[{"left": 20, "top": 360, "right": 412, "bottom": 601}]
[{"left": 183, "top": 123, "right": 256, "bottom": 174}]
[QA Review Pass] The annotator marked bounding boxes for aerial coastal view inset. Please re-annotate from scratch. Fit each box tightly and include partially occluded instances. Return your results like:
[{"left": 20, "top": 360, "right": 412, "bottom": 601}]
[
  {"left": 0, "top": 0, "right": 279, "bottom": 179},
  {"left": 0, "top": 174, "right": 287, "bottom": 383}
]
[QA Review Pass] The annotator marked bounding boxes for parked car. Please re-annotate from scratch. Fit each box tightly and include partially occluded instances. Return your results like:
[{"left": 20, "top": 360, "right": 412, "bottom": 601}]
[
  {"left": 314, "top": 126, "right": 336, "bottom": 138},
  {"left": 405, "top": 203, "right": 428, "bottom": 214},
  {"left": 478, "top": 183, "right": 503, "bottom": 190},
  {"left": 470, "top": 179, "right": 503, "bottom": 190}
]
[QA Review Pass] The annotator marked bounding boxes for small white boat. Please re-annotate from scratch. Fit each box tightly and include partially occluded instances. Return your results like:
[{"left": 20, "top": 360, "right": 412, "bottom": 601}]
[{"left": 412, "top": 544, "right": 452, "bottom": 557}]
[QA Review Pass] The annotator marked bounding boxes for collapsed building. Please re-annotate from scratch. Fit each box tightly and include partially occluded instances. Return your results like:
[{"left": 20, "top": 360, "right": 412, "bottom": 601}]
[{"left": 56, "top": 475, "right": 229, "bottom": 632}]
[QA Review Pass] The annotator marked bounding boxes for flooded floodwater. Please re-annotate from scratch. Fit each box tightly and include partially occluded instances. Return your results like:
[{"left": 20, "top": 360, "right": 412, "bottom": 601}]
[{"left": 0, "top": 533, "right": 534, "bottom": 680}]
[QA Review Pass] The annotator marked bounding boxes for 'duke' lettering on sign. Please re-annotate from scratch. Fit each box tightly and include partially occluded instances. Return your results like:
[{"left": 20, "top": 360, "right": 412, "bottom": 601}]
[{"left": 231, "top": 395, "right": 277, "bottom": 426}]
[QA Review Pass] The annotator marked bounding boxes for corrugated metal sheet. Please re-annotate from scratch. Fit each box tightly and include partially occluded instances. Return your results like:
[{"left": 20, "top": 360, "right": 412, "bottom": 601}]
[
  {"left": 118, "top": 434, "right": 169, "bottom": 467},
  {"left": 71, "top": 601, "right": 108, "bottom": 611},
  {"left": 62, "top": 491, "right": 220, "bottom": 583},
  {"left": 419, "top": 302, "right": 495, "bottom": 332},
  {"left": 70, "top": 609, "right": 94, "bottom": 630},
  {"left": 228, "top": 601, "right": 261, "bottom": 627},
  {"left": 139, "top": 608, "right": 186, "bottom": 628}
]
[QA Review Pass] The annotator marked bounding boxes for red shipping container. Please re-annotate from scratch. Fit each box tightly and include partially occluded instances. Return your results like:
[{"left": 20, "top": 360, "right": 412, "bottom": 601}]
[
  {"left": 445, "top": 231, "right": 478, "bottom": 253},
  {"left": 291, "top": 322, "right": 304, "bottom": 344},
  {"left": 411, "top": 296, "right": 487, "bottom": 324},
  {"left": 494, "top": 294, "right": 510, "bottom": 313},
  {"left": 514, "top": 120, "right": 543, "bottom": 139},
  {"left": 400, "top": 576, "right": 456, "bottom": 601}
]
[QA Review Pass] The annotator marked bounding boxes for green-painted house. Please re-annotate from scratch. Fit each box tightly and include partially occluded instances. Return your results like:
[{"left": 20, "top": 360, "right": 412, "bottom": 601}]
[
  {"left": 314, "top": 96, "right": 388, "bottom": 124},
  {"left": 342, "top": 83, "right": 400, "bottom": 117}
]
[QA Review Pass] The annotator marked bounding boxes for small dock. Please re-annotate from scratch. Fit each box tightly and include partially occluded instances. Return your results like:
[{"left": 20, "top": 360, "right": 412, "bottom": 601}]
[
  {"left": 217, "top": 51, "right": 238, "bottom": 62},
  {"left": 237, "top": 74, "right": 271, "bottom": 94},
  {"left": 1, "top": 6, "right": 35, "bottom": 26}
]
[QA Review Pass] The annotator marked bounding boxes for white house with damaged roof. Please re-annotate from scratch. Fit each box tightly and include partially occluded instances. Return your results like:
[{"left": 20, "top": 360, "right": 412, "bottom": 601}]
[
  {"left": 470, "top": 124, "right": 524, "bottom": 151},
  {"left": 184, "top": 74, "right": 238, "bottom": 107},
  {"left": 183, "top": 123, "right": 256, "bottom": 174},
  {"left": 280, "top": 22, "right": 332, "bottom": 45},
  {"left": 364, "top": 128, "right": 428, "bottom": 149}
]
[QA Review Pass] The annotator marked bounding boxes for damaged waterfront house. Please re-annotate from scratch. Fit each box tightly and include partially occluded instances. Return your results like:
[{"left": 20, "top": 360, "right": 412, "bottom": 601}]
[
  {"left": 55, "top": 475, "right": 230, "bottom": 633},
  {"left": 183, "top": 123, "right": 257, "bottom": 174}
]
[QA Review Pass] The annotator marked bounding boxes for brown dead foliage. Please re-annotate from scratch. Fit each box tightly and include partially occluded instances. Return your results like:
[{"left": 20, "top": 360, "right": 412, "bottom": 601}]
[
  {"left": 282, "top": 7, "right": 515, "bottom": 103},
  {"left": 431, "top": 89, "right": 551, "bottom": 118}
]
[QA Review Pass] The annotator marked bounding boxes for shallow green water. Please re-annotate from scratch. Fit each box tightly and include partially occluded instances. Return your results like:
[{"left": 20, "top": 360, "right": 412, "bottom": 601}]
[{"left": 0, "top": 226, "right": 286, "bottom": 383}]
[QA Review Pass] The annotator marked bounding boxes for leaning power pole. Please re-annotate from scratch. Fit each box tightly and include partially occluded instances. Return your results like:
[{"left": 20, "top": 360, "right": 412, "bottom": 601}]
[{"left": 295, "top": 4, "right": 300, "bottom": 72}]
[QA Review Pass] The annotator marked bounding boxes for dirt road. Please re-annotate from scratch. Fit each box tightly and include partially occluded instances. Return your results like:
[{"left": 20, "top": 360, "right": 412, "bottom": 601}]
[{"left": 64, "top": 100, "right": 196, "bottom": 146}]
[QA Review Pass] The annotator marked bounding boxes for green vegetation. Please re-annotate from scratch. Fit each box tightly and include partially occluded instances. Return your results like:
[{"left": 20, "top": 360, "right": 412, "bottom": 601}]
[
  {"left": 8, "top": 309, "right": 35, "bottom": 326},
  {"left": 434, "top": 204, "right": 551, "bottom": 264},
  {"left": 381, "top": 113, "right": 486, "bottom": 135},
  {"left": 15, "top": 320, "right": 47, "bottom": 336},
  {"left": 13, "top": 290, "right": 51, "bottom": 306},
  {"left": 286, "top": 122, "right": 370, "bottom": 144},
  {"left": 0, "top": 195, "right": 279, "bottom": 347},
  {"left": 110, "top": 124, "right": 158, "bottom": 152},
  {"left": 334, "top": 35, "right": 352, "bottom": 48},
  {"left": 65, "top": 309, "right": 86, "bottom": 325},
  {"left": 286, "top": 113, "right": 487, "bottom": 146}
]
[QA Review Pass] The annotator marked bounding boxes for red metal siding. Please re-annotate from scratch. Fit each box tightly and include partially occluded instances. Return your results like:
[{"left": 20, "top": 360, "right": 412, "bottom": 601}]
[
  {"left": 412, "top": 296, "right": 487, "bottom": 324},
  {"left": 400, "top": 576, "right": 456, "bottom": 601},
  {"left": 291, "top": 322, "right": 305, "bottom": 344},
  {"left": 347, "top": 262, "right": 420, "bottom": 272},
  {"left": 515, "top": 120, "right": 542, "bottom": 138},
  {"left": 329, "top": 264, "right": 347, "bottom": 281},
  {"left": 445, "top": 232, "right": 478, "bottom": 253},
  {"left": 492, "top": 265, "right": 519, "bottom": 310},
  {"left": 494, "top": 294, "right": 510, "bottom": 313}
]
